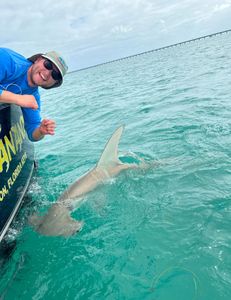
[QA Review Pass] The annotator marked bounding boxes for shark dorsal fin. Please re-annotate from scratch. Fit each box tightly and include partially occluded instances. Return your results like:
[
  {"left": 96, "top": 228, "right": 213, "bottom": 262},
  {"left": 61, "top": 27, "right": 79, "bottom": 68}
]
[{"left": 97, "top": 125, "right": 124, "bottom": 167}]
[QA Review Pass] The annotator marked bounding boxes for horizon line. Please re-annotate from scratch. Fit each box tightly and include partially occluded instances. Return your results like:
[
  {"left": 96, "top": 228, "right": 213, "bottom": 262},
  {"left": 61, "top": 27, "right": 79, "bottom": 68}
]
[{"left": 68, "top": 28, "right": 231, "bottom": 74}]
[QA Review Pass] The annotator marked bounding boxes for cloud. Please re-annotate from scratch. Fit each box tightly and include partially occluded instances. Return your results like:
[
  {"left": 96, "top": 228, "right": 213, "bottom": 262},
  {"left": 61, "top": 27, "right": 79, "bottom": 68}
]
[
  {"left": 0, "top": 0, "right": 230, "bottom": 70},
  {"left": 213, "top": 2, "right": 231, "bottom": 12},
  {"left": 111, "top": 25, "right": 133, "bottom": 34}
]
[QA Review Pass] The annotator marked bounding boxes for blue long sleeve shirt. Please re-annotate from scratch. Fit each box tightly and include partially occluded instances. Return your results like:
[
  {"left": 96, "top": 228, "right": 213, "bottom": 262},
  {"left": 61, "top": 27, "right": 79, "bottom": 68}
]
[{"left": 0, "top": 48, "right": 41, "bottom": 141}]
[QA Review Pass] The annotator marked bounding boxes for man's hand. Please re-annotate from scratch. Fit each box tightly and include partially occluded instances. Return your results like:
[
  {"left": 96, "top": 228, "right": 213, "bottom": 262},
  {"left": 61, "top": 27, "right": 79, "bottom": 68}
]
[
  {"left": 0, "top": 91, "right": 38, "bottom": 109},
  {"left": 32, "top": 119, "right": 56, "bottom": 141},
  {"left": 17, "top": 95, "right": 38, "bottom": 109},
  {"left": 39, "top": 119, "right": 56, "bottom": 136}
]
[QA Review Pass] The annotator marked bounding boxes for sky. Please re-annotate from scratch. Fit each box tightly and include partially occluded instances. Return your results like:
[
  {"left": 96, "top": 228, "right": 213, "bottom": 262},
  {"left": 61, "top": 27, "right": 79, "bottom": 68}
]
[{"left": 0, "top": 0, "right": 231, "bottom": 71}]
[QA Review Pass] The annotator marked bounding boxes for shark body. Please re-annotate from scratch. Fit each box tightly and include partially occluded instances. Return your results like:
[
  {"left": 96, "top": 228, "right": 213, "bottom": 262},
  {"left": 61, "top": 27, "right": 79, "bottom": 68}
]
[{"left": 30, "top": 126, "right": 137, "bottom": 237}]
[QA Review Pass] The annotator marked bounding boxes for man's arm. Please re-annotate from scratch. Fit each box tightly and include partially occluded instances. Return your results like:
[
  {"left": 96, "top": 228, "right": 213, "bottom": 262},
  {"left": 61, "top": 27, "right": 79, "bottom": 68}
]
[
  {"left": 0, "top": 90, "right": 38, "bottom": 109},
  {"left": 32, "top": 119, "right": 56, "bottom": 141}
]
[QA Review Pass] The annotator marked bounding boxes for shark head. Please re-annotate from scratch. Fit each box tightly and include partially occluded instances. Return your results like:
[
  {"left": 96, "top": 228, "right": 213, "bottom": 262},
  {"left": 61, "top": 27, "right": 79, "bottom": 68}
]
[{"left": 29, "top": 204, "right": 83, "bottom": 237}]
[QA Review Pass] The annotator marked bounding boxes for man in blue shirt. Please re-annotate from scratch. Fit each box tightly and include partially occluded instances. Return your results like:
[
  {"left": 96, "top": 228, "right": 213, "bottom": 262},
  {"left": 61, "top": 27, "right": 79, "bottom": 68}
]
[{"left": 0, "top": 48, "right": 68, "bottom": 141}]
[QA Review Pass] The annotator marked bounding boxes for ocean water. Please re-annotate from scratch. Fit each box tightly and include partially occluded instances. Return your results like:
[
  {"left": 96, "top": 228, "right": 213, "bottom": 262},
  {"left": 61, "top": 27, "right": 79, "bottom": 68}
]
[{"left": 1, "top": 32, "right": 231, "bottom": 300}]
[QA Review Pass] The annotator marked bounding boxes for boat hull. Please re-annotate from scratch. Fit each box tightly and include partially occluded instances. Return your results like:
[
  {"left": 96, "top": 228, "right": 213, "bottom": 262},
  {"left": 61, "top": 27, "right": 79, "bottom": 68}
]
[{"left": 0, "top": 104, "right": 35, "bottom": 242}]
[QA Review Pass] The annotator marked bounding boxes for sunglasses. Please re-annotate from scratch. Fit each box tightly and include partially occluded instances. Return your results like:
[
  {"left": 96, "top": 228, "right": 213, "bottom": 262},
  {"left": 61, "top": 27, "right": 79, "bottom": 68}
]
[{"left": 43, "top": 59, "right": 62, "bottom": 81}]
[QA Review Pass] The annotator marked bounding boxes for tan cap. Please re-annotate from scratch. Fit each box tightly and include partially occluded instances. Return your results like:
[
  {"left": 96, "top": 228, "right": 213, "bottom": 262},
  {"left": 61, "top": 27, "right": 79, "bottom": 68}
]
[
  {"left": 28, "top": 51, "right": 68, "bottom": 88},
  {"left": 42, "top": 51, "right": 68, "bottom": 79}
]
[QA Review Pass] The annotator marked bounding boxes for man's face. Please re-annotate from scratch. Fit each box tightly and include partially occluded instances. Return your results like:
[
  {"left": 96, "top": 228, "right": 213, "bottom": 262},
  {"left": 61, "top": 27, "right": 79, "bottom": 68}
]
[{"left": 28, "top": 57, "right": 60, "bottom": 88}]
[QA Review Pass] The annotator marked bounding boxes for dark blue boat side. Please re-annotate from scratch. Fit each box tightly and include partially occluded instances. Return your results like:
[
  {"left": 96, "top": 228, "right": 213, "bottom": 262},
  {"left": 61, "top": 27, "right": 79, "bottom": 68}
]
[{"left": 0, "top": 104, "right": 34, "bottom": 242}]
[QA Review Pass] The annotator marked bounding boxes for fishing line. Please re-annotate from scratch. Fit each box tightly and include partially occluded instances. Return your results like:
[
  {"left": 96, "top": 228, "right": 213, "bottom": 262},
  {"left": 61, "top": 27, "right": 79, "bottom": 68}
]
[{"left": 150, "top": 266, "right": 200, "bottom": 300}]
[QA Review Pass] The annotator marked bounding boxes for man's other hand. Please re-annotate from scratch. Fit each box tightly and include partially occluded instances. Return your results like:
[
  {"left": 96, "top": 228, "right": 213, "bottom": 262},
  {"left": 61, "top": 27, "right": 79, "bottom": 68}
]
[{"left": 39, "top": 119, "right": 56, "bottom": 136}]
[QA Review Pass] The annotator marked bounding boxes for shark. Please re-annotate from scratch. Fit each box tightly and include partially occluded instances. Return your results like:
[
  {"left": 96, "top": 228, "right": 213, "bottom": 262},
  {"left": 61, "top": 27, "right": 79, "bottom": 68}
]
[{"left": 29, "top": 125, "right": 141, "bottom": 237}]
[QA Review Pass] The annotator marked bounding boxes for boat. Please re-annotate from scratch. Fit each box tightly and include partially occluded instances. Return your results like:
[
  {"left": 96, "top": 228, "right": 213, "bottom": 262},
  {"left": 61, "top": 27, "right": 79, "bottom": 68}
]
[{"left": 0, "top": 103, "right": 35, "bottom": 243}]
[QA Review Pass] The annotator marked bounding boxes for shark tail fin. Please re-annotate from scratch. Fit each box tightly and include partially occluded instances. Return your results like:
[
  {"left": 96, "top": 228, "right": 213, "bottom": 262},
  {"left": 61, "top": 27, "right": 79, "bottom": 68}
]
[{"left": 97, "top": 125, "right": 124, "bottom": 168}]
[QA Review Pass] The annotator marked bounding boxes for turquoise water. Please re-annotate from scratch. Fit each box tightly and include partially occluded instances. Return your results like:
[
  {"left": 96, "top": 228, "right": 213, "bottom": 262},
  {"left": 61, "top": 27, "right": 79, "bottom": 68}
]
[{"left": 1, "top": 32, "right": 231, "bottom": 299}]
